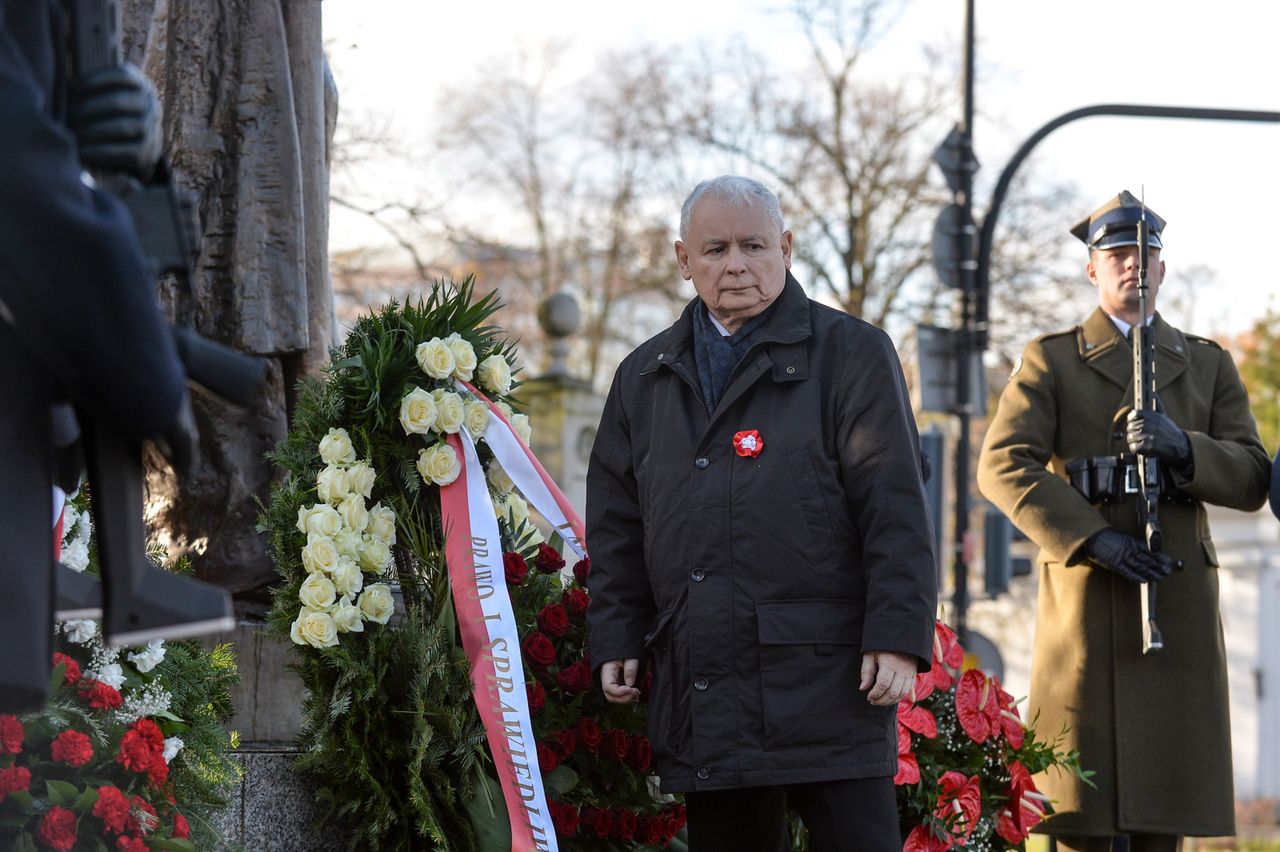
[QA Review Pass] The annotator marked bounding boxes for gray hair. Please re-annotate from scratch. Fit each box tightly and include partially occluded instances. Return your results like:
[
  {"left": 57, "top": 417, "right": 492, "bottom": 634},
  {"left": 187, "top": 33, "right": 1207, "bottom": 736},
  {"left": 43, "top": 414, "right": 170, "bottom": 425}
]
[{"left": 679, "top": 175, "right": 785, "bottom": 242}]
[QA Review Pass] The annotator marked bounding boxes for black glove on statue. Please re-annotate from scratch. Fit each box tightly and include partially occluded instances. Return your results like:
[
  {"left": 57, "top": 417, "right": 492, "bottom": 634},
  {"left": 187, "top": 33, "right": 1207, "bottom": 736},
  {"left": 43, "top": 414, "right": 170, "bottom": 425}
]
[
  {"left": 66, "top": 63, "right": 164, "bottom": 179},
  {"left": 1126, "top": 409, "right": 1192, "bottom": 470},
  {"left": 1084, "top": 528, "right": 1177, "bottom": 584}
]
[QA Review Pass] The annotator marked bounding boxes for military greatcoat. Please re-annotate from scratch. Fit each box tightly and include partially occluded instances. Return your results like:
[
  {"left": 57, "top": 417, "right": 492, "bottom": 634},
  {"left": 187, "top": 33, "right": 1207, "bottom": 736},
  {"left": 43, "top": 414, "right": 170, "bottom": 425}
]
[{"left": 978, "top": 308, "right": 1269, "bottom": 836}]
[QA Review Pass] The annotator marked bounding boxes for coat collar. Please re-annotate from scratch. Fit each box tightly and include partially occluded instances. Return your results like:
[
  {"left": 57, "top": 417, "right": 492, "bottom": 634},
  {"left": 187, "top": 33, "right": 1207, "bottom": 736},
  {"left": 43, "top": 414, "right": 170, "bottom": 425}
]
[{"left": 1076, "top": 307, "right": 1190, "bottom": 392}]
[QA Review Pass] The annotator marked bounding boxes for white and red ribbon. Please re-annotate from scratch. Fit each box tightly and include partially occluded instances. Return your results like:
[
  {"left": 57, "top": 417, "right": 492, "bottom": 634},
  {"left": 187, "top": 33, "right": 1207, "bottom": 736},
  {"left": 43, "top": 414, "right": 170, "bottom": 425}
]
[{"left": 438, "top": 381, "right": 587, "bottom": 852}]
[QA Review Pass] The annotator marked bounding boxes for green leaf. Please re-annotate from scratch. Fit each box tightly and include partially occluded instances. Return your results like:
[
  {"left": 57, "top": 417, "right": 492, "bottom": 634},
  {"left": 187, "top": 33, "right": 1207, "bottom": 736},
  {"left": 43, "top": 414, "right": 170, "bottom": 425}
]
[
  {"left": 0, "top": 811, "right": 32, "bottom": 827},
  {"left": 149, "top": 839, "right": 197, "bottom": 851},
  {"left": 44, "top": 779, "right": 80, "bottom": 806},
  {"left": 72, "top": 786, "right": 99, "bottom": 815},
  {"left": 461, "top": 773, "right": 511, "bottom": 852},
  {"left": 49, "top": 661, "right": 67, "bottom": 696},
  {"left": 542, "top": 764, "right": 579, "bottom": 797}
]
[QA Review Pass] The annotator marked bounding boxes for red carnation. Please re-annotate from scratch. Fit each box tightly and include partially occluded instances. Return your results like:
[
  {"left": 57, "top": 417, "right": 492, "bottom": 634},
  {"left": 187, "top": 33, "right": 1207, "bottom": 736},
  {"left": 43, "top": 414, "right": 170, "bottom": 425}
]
[
  {"left": 537, "top": 741, "right": 559, "bottom": 773},
  {"left": 172, "top": 811, "right": 190, "bottom": 840},
  {"left": 503, "top": 552, "right": 529, "bottom": 585},
  {"left": 148, "top": 753, "right": 170, "bottom": 789},
  {"left": 521, "top": 632, "right": 557, "bottom": 668},
  {"left": 51, "top": 729, "right": 94, "bottom": 767},
  {"left": 561, "top": 587, "right": 590, "bottom": 619},
  {"left": 537, "top": 603, "right": 571, "bottom": 637},
  {"left": 526, "top": 680, "right": 546, "bottom": 715},
  {"left": 575, "top": 717, "right": 602, "bottom": 753},
  {"left": 549, "top": 800, "right": 580, "bottom": 837},
  {"left": 555, "top": 659, "right": 593, "bottom": 694},
  {"left": 117, "top": 836, "right": 148, "bottom": 852},
  {"left": 603, "top": 728, "right": 630, "bottom": 761},
  {"left": 572, "top": 557, "right": 590, "bottom": 586},
  {"left": 0, "top": 713, "right": 24, "bottom": 754},
  {"left": 128, "top": 795, "right": 157, "bottom": 835},
  {"left": 79, "top": 679, "right": 123, "bottom": 710},
  {"left": 534, "top": 543, "right": 565, "bottom": 574},
  {"left": 93, "top": 785, "right": 132, "bottom": 835},
  {"left": 552, "top": 728, "right": 576, "bottom": 757},
  {"left": 117, "top": 718, "right": 164, "bottom": 774},
  {"left": 38, "top": 805, "right": 79, "bottom": 851},
  {"left": 627, "top": 735, "right": 652, "bottom": 771},
  {"left": 52, "top": 652, "right": 82, "bottom": 686},
  {"left": 613, "top": 808, "right": 638, "bottom": 841},
  {"left": 0, "top": 765, "right": 32, "bottom": 803}
]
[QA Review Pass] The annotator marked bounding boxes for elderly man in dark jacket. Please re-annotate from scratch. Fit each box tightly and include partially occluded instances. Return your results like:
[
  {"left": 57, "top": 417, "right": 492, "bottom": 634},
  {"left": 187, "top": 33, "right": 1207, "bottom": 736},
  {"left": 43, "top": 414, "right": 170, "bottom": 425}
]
[{"left": 585, "top": 175, "right": 937, "bottom": 851}]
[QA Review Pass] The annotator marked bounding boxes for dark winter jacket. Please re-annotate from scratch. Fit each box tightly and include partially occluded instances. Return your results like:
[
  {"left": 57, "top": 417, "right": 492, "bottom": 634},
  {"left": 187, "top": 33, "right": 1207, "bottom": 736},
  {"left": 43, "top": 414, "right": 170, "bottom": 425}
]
[{"left": 585, "top": 274, "right": 937, "bottom": 792}]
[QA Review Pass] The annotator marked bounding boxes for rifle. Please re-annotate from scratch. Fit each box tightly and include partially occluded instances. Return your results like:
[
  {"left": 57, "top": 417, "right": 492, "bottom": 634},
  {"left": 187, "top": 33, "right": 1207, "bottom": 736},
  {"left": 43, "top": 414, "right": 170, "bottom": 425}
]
[
  {"left": 1131, "top": 196, "right": 1163, "bottom": 654},
  {"left": 65, "top": 0, "right": 265, "bottom": 645}
]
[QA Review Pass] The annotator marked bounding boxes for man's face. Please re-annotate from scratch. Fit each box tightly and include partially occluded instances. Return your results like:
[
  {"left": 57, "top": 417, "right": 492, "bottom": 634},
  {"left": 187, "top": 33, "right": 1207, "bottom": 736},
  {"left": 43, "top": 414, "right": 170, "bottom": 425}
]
[
  {"left": 1087, "top": 244, "right": 1165, "bottom": 319},
  {"left": 674, "top": 196, "right": 792, "bottom": 333}
]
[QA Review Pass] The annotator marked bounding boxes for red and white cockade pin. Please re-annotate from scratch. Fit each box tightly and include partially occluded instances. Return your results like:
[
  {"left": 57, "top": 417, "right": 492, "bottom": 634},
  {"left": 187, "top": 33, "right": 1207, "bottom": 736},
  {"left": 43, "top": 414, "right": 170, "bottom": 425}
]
[{"left": 732, "top": 429, "right": 764, "bottom": 458}]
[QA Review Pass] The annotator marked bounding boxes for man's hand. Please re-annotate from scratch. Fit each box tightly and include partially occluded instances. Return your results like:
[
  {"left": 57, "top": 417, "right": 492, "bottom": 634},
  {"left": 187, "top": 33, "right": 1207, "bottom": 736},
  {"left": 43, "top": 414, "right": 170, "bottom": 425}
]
[
  {"left": 601, "top": 658, "right": 641, "bottom": 704},
  {"left": 67, "top": 63, "right": 164, "bottom": 179},
  {"left": 1084, "top": 528, "right": 1178, "bottom": 584},
  {"left": 1126, "top": 409, "right": 1192, "bottom": 469},
  {"left": 860, "top": 650, "right": 916, "bottom": 706}
]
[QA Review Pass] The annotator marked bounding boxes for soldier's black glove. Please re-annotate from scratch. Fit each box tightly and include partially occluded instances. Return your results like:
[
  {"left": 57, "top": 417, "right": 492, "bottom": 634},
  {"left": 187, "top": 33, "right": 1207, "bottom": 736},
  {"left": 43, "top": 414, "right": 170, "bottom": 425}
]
[
  {"left": 1083, "top": 528, "right": 1177, "bottom": 584},
  {"left": 67, "top": 64, "right": 164, "bottom": 180},
  {"left": 1125, "top": 409, "right": 1192, "bottom": 471}
]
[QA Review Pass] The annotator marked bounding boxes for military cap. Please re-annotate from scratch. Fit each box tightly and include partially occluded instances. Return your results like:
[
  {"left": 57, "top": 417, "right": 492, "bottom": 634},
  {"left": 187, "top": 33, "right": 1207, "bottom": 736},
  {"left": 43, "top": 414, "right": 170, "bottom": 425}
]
[{"left": 1070, "top": 190, "right": 1165, "bottom": 250}]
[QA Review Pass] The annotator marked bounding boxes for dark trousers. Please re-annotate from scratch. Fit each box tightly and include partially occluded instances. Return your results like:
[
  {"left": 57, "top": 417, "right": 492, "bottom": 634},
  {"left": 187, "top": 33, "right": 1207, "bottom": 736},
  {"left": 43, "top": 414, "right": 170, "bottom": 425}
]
[
  {"left": 1055, "top": 835, "right": 1181, "bottom": 852},
  {"left": 685, "top": 776, "right": 899, "bottom": 852}
]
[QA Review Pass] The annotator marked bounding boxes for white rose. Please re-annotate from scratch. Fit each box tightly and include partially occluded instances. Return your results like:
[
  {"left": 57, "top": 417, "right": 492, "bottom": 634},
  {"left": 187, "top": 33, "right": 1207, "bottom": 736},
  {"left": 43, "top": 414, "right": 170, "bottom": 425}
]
[
  {"left": 487, "top": 462, "right": 514, "bottom": 495},
  {"left": 61, "top": 539, "right": 90, "bottom": 573},
  {"left": 417, "top": 443, "right": 461, "bottom": 486},
  {"left": 331, "top": 557, "right": 364, "bottom": 598},
  {"left": 332, "top": 596, "right": 364, "bottom": 633},
  {"left": 367, "top": 503, "right": 397, "bottom": 546},
  {"left": 357, "top": 536, "right": 391, "bottom": 573},
  {"left": 127, "top": 639, "right": 166, "bottom": 674},
  {"left": 431, "top": 390, "right": 465, "bottom": 434},
  {"left": 333, "top": 529, "right": 363, "bottom": 559},
  {"left": 510, "top": 412, "right": 532, "bottom": 446},
  {"left": 495, "top": 402, "right": 514, "bottom": 421},
  {"left": 299, "top": 571, "right": 337, "bottom": 609},
  {"left": 162, "top": 736, "right": 184, "bottom": 764},
  {"left": 63, "top": 619, "right": 97, "bottom": 644},
  {"left": 446, "top": 333, "right": 477, "bottom": 381},
  {"left": 301, "top": 535, "right": 341, "bottom": 575},
  {"left": 463, "top": 399, "right": 490, "bottom": 437},
  {"left": 296, "top": 503, "right": 342, "bottom": 538},
  {"left": 399, "top": 387, "right": 438, "bottom": 436},
  {"left": 358, "top": 584, "right": 395, "bottom": 625},
  {"left": 318, "top": 427, "right": 357, "bottom": 466},
  {"left": 346, "top": 460, "right": 377, "bottom": 500},
  {"left": 337, "top": 493, "right": 369, "bottom": 534},
  {"left": 497, "top": 492, "right": 530, "bottom": 528},
  {"left": 291, "top": 608, "right": 339, "bottom": 648},
  {"left": 476, "top": 354, "right": 513, "bottom": 396},
  {"left": 316, "top": 465, "right": 350, "bottom": 506},
  {"left": 415, "top": 337, "right": 456, "bottom": 379}
]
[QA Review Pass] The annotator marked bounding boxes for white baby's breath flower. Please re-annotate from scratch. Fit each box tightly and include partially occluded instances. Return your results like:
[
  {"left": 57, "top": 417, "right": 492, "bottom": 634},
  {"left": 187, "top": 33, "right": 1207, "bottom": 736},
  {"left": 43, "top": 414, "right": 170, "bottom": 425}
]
[
  {"left": 346, "top": 460, "right": 377, "bottom": 500},
  {"left": 476, "top": 354, "right": 513, "bottom": 396},
  {"left": 367, "top": 503, "right": 397, "bottom": 546},
  {"left": 415, "top": 337, "right": 456, "bottom": 380},
  {"left": 318, "top": 427, "right": 357, "bottom": 466},
  {"left": 431, "top": 389, "right": 465, "bottom": 434},
  {"left": 417, "top": 443, "right": 461, "bottom": 486},
  {"left": 358, "top": 584, "right": 395, "bottom": 625},
  {"left": 463, "top": 399, "right": 489, "bottom": 437},
  {"left": 446, "top": 333, "right": 477, "bottom": 381},
  {"left": 127, "top": 640, "right": 166, "bottom": 674},
  {"left": 316, "top": 465, "right": 350, "bottom": 506},
  {"left": 398, "top": 386, "right": 438, "bottom": 436}
]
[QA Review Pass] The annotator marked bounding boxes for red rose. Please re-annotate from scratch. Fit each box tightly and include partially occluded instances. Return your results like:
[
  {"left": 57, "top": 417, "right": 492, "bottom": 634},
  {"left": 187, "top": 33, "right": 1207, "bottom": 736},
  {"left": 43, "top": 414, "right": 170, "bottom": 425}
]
[
  {"left": 52, "top": 652, "right": 81, "bottom": 686},
  {"left": 93, "top": 785, "right": 132, "bottom": 834},
  {"left": 554, "top": 659, "right": 593, "bottom": 694},
  {"left": 117, "top": 836, "right": 148, "bottom": 852},
  {"left": 536, "top": 603, "right": 570, "bottom": 637},
  {"left": 172, "top": 811, "right": 190, "bottom": 840},
  {"left": 561, "top": 587, "right": 590, "bottom": 619},
  {"left": 663, "top": 808, "right": 683, "bottom": 842},
  {"left": 0, "top": 713, "right": 24, "bottom": 753},
  {"left": 503, "top": 552, "right": 529, "bottom": 585},
  {"left": 627, "top": 735, "right": 652, "bottom": 771},
  {"left": 552, "top": 728, "right": 576, "bottom": 757},
  {"left": 613, "top": 808, "right": 638, "bottom": 841},
  {"left": 537, "top": 742, "right": 559, "bottom": 773},
  {"left": 79, "top": 679, "right": 123, "bottom": 710},
  {"left": 582, "top": 806, "right": 613, "bottom": 839},
  {"left": 521, "top": 632, "right": 557, "bottom": 668},
  {"left": 526, "top": 680, "right": 546, "bottom": 715},
  {"left": 603, "top": 728, "right": 630, "bottom": 761},
  {"left": 549, "top": 800, "right": 580, "bottom": 837},
  {"left": 575, "top": 717, "right": 601, "bottom": 753},
  {"left": 534, "top": 543, "right": 565, "bottom": 574},
  {"left": 0, "top": 765, "right": 32, "bottom": 803},
  {"left": 51, "top": 729, "right": 93, "bottom": 767},
  {"left": 572, "top": 557, "right": 590, "bottom": 586},
  {"left": 38, "top": 805, "right": 78, "bottom": 851},
  {"left": 640, "top": 815, "right": 663, "bottom": 846}
]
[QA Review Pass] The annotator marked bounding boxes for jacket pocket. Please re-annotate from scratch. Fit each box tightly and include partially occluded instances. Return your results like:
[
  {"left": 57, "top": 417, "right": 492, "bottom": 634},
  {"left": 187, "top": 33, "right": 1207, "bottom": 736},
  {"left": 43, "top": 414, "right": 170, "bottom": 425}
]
[
  {"left": 783, "top": 448, "right": 838, "bottom": 565},
  {"left": 756, "top": 598, "right": 878, "bottom": 750},
  {"left": 645, "top": 602, "right": 688, "bottom": 763}
]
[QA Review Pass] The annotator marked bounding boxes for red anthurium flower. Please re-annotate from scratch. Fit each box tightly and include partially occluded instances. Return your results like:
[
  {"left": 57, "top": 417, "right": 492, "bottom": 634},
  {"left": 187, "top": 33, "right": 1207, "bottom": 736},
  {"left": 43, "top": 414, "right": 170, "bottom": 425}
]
[
  {"left": 933, "top": 621, "right": 964, "bottom": 670},
  {"left": 954, "top": 669, "right": 997, "bottom": 743},
  {"left": 894, "top": 751, "right": 920, "bottom": 785},
  {"left": 904, "top": 824, "right": 954, "bottom": 852},
  {"left": 996, "top": 760, "right": 1047, "bottom": 843},
  {"left": 732, "top": 429, "right": 764, "bottom": 458},
  {"left": 912, "top": 669, "right": 937, "bottom": 702},
  {"left": 934, "top": 771, "right": 982, "bottom": 841},
  {"left": 897, "top": 721, "right": 912, "bottom": 755},
  {"left": 897, "top": 699, "right": 938, "bottom": 739},
  {"left": 994, "top": 679, "right": 1025, "bottom": 748}
]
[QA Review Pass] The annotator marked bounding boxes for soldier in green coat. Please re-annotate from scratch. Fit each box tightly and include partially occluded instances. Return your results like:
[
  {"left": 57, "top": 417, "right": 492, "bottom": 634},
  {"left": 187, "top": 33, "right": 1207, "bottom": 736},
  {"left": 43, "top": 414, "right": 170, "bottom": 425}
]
[{"left": 978, "top": 192, "right": 1270, "bottom": 852}]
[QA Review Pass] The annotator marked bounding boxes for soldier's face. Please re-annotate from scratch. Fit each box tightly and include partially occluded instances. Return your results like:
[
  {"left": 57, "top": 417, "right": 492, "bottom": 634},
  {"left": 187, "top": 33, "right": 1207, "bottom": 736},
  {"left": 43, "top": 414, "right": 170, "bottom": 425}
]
[
  {"left": 1087, "top": 245, "right": 1165, "bottom": 319},
  {"left": 674, "top": 196, "right": 792, "bottom": 334}
]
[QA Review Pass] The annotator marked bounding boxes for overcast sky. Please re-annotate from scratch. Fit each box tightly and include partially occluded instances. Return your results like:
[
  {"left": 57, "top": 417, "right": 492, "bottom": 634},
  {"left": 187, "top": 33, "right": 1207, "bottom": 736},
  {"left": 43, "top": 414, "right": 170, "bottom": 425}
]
[{"left": 322, "top": 0, "right": 1280, "bottom": 337}]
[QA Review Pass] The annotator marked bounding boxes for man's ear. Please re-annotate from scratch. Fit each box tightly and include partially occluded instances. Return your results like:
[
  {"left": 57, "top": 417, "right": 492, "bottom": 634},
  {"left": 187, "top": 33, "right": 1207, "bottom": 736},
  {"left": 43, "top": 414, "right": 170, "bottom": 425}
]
[
  {"left": 1085, "top": 259, "right": 1098, "bottom": 287},
  {"left": 781, "top": 231, "right": 793, "bottom": 269},
  {"left": 674, "top": 241, "right": 692, "bottom": 280}
]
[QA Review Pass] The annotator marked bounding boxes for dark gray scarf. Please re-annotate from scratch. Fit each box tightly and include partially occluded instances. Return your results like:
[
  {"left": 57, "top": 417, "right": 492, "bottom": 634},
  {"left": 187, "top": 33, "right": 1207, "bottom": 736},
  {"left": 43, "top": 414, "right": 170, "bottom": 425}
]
[{"left": 692, "top": 299, "right": 777, "bottom": 414}]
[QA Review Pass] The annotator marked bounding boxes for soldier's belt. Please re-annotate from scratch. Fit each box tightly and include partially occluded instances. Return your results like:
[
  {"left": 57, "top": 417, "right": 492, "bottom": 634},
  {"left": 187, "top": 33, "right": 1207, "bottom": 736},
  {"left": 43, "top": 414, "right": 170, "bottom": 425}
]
[{"left": 1066, "top": 454, "right": 1194, "bottom": 506}]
